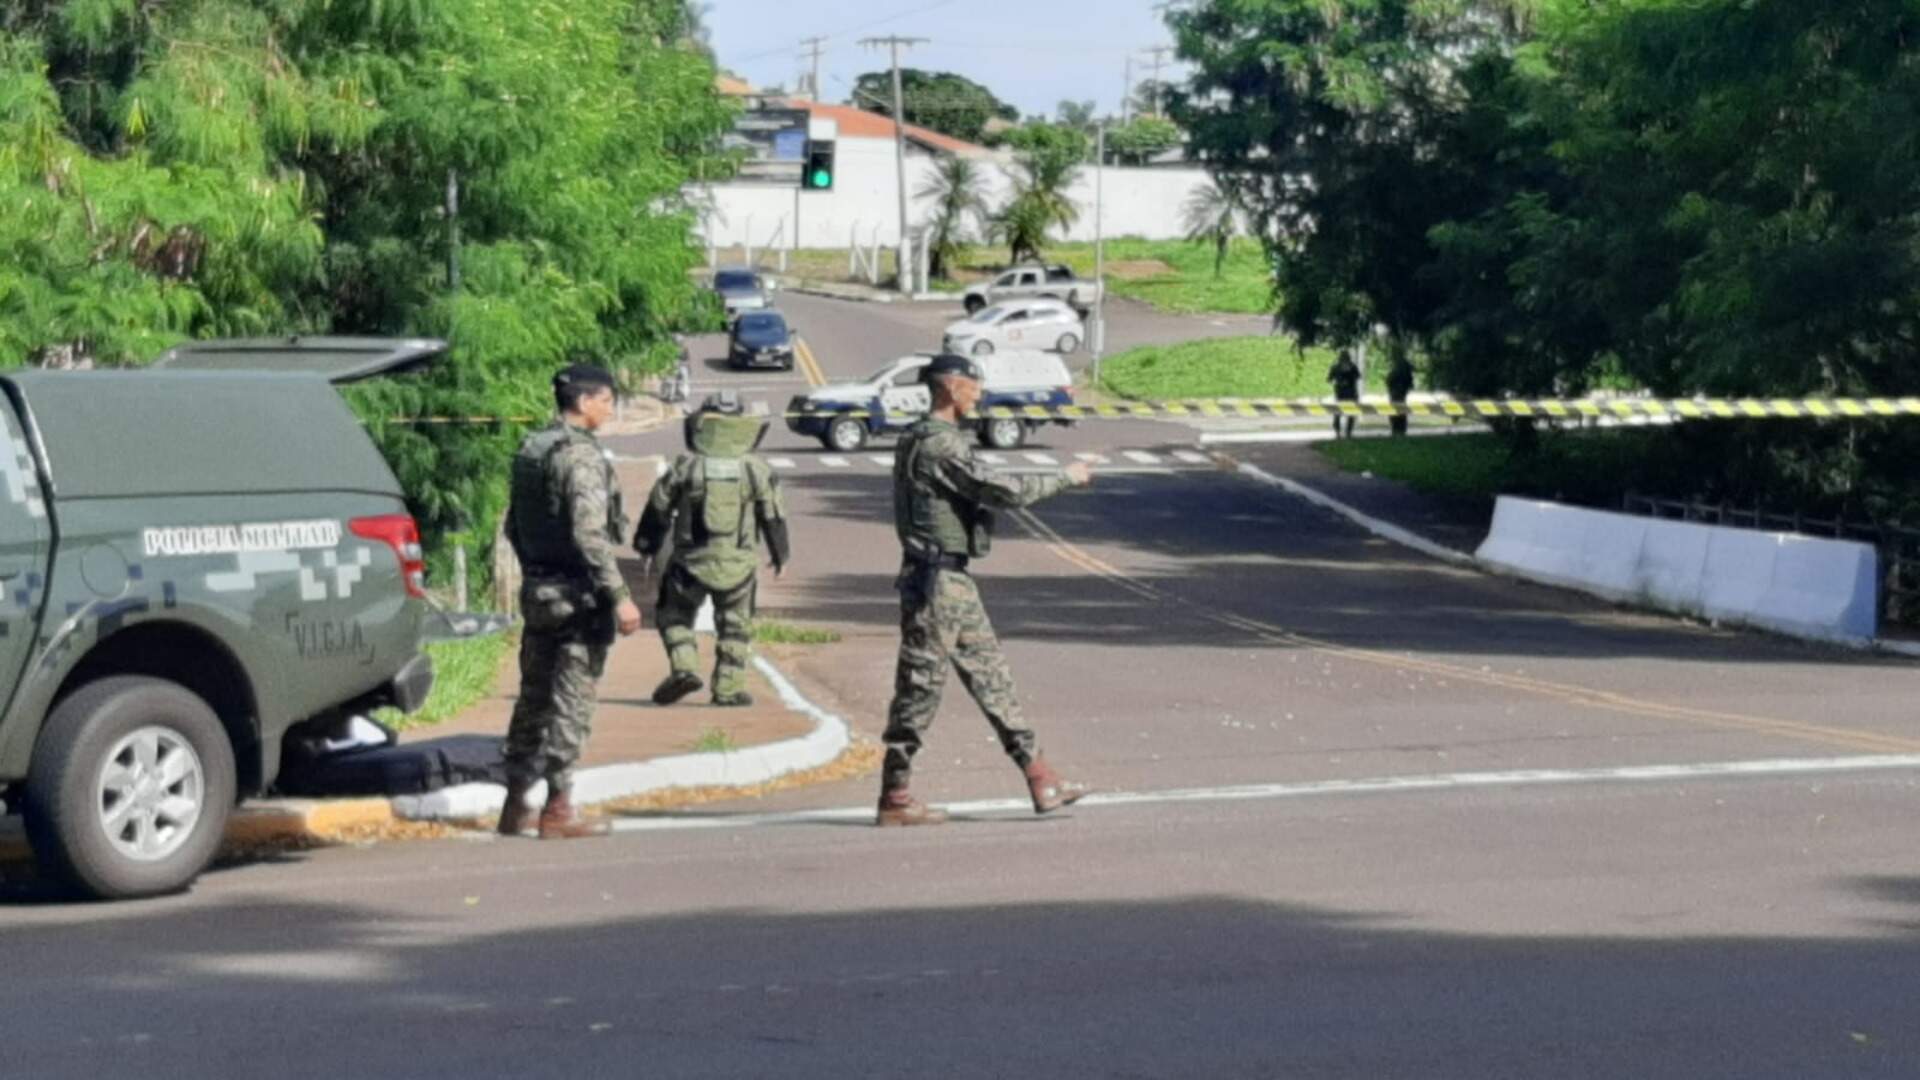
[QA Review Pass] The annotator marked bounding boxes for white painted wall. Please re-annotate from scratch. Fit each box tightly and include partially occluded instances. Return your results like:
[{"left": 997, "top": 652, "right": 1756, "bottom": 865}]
[{"left": 691, "top": 137, "right": 1216, "bottom": 249}]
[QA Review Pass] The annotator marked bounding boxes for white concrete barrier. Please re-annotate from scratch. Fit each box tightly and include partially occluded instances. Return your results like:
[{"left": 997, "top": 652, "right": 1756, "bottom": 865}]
[{"left": 1475, "top": 497, "right": 1878, "bottom": 645}]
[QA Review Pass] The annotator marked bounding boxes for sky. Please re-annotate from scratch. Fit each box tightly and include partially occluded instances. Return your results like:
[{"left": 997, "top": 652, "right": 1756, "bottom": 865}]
[{"left": 705, "top": 0, "right": 1186, "bottom": 122}]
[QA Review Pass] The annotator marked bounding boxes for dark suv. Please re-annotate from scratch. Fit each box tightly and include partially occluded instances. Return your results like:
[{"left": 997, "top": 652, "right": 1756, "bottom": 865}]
[
  {"left": 0, "top": 337, "right": 442, "bottom": 898},
  {"left": 728, "top": 311, "right": 796, "bottom": 371}
]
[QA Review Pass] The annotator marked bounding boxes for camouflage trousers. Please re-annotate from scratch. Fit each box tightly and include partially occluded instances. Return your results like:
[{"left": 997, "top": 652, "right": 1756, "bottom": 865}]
[
  {"left": 656, "top": 562, "right": 757, "bottom": 699},
  {"left": 882, "top": 566, "right": 1037, "bottom": 788},
  {"left": 503, "top": 629, "right": 608, "bottom": 788}
]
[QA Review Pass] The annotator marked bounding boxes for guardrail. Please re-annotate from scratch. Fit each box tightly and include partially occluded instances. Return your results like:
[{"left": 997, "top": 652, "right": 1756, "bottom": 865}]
[{"left": 1623, "top": 494, "right": 1920, "bottom": 627}]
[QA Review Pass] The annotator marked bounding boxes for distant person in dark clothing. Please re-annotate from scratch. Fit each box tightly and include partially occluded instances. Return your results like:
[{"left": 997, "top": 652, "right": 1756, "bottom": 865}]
[
  {"left": 1386, "top": 354, "right": 1414, "bottom": 437},
  {"left": 1327, "top": 351, "right": 1361, "bottom": 439}
]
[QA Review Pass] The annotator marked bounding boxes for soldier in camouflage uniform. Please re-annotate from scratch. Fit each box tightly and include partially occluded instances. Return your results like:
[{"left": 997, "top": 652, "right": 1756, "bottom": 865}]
[
  {"left": 878, "top": 354, "right": 1094, "bottom": 826},
  {"left": 497, "top": 364, "right": 642, "bottom": 840},
  {"left": 634, "top": 392, "right": 790, "bottom": 707}
]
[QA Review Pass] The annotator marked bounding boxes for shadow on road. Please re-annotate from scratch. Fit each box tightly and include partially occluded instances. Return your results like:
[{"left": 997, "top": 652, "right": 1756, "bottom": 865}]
[
  {"left": 0, "top": 885, "right": 1914, "bottom": 1077},
  {"left": 772, "top": 470, "right": 1920, "bottom": 672}
]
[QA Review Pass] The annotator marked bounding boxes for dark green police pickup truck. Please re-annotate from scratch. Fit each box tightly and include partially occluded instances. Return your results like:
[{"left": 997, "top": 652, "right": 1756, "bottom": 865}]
[{"left": 0, "top": 338, "right": 444, "bottom": 898}]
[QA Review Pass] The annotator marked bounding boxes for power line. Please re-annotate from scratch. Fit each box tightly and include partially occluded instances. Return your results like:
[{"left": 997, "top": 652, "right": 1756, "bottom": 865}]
[{"left": 731, "top": 0, "right": 961, "bottom": 64}]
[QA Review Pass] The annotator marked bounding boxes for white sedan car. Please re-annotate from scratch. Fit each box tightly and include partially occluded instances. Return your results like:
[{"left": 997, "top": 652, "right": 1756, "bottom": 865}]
[{"left": 942, "top": 299, "right": 1084, "bottom": 356}]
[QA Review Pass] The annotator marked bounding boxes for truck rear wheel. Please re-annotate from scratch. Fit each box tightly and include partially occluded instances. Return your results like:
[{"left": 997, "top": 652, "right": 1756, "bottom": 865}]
[{"left": 23, "top": 676, "right": 235, "bottom": 900}]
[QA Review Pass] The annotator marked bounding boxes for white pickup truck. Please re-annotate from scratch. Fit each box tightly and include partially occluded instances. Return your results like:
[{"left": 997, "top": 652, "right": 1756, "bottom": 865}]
[{"left": 962, "top": 264, "right": 1103, "bottom": 316}]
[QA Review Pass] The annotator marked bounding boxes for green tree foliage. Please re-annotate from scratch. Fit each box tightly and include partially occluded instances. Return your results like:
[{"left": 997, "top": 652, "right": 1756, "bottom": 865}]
[
  {"left": 851, "top": 68, "right": 1019, "bottom": 143},
  {"left": 991, "top": 126, "right": 1085, "bottom": 263},
  {"left": 915, "top": 156, "right": 990, "bottom": 280},
  {"left": 1173, "top": 0, "right": 1920, "bottom": 522},
  {"left": 1106, "top": 116, "right": 1183, "bottom": 166},
  {"left": 1, "top": 0, "right": 731, "bottom": 589}
]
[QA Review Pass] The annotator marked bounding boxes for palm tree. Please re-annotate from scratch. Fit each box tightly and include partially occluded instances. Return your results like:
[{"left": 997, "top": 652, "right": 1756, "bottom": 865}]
[
  {"left": 915, "top": 156, "right": 990, "bottom": 280},
  {"left": 1182, "top": 180, "right": 1240, "bottom": 279},
  {"left": 993, "top": 149, "right": 1081, "bottom": 264}
]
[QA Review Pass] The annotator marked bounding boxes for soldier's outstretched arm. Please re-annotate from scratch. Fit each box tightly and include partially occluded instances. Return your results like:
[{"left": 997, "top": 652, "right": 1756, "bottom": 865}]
[
  {"left": 934, "top": 451, "right": 1086, "bottom": 509},
  {"left": 557, "top": 444, "right": 631, "bottom": 602}
]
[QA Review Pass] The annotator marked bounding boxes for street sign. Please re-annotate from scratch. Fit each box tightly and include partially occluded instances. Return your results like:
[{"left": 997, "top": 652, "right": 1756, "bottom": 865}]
[{"left": 725, "top": 106, "right": 811, "bottom": 185}]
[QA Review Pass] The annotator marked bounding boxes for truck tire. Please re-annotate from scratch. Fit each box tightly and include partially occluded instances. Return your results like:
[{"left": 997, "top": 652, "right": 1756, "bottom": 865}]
[
  {"left": 964, "top": 295, "right": 985, "bottom": 315},
  {"left": 825, "top": 416, "right": 868, "bottom": 453},
  {"left": 1055, "top": 332, "right": 1081, "bottom": 354},
  {"left": 23, "top": 676, "right": 235, "bottom": 900},
  {"left": 982, "top": 416, "right": 1028, "bottom": 450}
]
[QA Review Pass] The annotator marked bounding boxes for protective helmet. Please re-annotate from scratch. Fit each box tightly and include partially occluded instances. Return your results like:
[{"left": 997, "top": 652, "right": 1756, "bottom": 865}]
[{"left": 685, "top": 390, "right": 767, "bottom": 454}]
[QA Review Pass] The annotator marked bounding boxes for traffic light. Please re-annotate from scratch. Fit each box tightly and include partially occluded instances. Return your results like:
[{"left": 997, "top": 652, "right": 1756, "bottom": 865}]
[{"left": 803, "top": 140, "right": 835, "bottom": 190}]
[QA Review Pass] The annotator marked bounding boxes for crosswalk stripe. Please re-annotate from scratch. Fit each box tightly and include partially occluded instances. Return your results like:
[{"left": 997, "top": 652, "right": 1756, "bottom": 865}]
[
  {"left": 821, "top": 456, "right": 849, "bottom": 468},
  {"left": 978, "top": 453, "right": 1006, "bottom": 465},
  {"left": 1075, "top": 452, "right": 1110, "bottom": 464},
  {"left": 1123, "top": 450, "right": 1161, "bottom": 465},
  {"left": 768, "top": 458, "right": 796, "bottom": 470},
  {"left": 868, "top": 454, "right": 895, "bottom": 467},
  {"left": 1023, "top": 452, "right": 1058, "bottom": 465},
  {"left": 1173, "top": 450, "right": 1211, "bottom": 465}
]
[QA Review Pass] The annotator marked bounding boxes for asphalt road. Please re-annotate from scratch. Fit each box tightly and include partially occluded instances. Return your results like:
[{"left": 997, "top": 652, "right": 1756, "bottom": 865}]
[{"left": 4, "top": 291, "right": 1917, "bottom": 1078}]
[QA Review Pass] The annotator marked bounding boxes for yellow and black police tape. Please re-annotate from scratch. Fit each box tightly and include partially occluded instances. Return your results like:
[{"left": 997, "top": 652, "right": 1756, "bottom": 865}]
[{"left": 379, "top": 396, "right": 1920, "bottom": 427}]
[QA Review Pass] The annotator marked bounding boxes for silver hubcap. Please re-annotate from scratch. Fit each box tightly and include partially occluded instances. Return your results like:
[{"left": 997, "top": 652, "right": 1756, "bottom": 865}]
[
  {"left": 96, "top": 726, "right": 204, "bottom": 862},
  {"left": 991, "top": 419, "right": 1021, "bottom": 446},
  {"left": 832, "top": 423, "right": 860, "bottom": 450}
]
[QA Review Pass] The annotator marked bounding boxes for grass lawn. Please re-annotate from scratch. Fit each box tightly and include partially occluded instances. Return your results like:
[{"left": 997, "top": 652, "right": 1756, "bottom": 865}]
[
  {"left": 1097, "top": 336, "right": 1381, "bottom": 400},
  {"left": 1316, "top": 428, "right": 1674, "bottom": 506},
  {"left": 753, "top": 619, "right": 842, "bottom": 645},
  {"left": 378, "top": 631, "right": 515, "bottom": 733},
  {"left": 706, "top": 237, "right": 1273, "bottom": 316}
]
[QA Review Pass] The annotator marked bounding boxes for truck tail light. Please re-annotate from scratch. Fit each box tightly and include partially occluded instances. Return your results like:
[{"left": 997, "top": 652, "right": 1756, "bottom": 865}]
[{"left": 351, "top": 514, "right": 428, "bottom": 598}]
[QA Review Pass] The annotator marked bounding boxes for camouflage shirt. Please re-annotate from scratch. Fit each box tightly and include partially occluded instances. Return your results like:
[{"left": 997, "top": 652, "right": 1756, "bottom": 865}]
[
  {"left": 894, "top": 417, "right": 1074, "bottom": 557},
  {"left": 508, "top": 418, "right": 630, "bottom": 602}
]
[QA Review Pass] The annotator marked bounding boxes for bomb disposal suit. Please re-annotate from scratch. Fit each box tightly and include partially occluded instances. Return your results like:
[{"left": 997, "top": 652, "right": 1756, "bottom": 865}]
[{"left": 633, "top": 397, "right": 790, "bottom": 706}]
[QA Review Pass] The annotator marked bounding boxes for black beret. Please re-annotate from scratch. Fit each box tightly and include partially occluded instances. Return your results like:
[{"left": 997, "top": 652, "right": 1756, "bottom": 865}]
[
  {"left": 921, "top": 353, "right": 982, "bottom": 383},
  {"left": 554, "top": 363, "right": 615, "bottom": 391}
]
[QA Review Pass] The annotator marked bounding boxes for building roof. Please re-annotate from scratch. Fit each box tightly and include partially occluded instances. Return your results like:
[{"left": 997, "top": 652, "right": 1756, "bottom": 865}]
[
  {"left": 773, "top": 100, "right": 991, "bottom": 157},
  {"left": 715, "top": 73, "right": 755, "bottom": 97}
]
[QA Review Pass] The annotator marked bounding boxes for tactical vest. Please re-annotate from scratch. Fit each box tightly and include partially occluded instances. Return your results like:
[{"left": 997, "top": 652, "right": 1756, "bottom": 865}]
[
  {"left": 894, "top": 421, "right": 991, "bottom": 559},
  {"left": 671, "top": 455, "right": 762, "bottom": 552},
  {"left": 509, "top": 420, "right": 623, "bottom": 575}
]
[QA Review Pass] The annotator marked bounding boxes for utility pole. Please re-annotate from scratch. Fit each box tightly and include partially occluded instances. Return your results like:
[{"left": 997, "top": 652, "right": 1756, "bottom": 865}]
[
  {"left": 860, "top": 34, "right": 925, "bottom": 294},
  {"left": 1121, "top": 55, "right": 1134, "bottom": 124},
  {"left": 445, "top": 168, "right": 460, "bottom": 293},
  {"left": 1092, "top": 122, "right": 1106, "bottom": 387},
  {"left": 799, "top": 36, "right": 827, "bottom": 100},
  {"left": 1140, "top": 46, "right": 1173, "bottom": 117}
]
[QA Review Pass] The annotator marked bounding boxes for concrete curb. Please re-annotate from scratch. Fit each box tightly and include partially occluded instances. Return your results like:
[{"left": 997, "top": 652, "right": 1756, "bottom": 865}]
[
  {"left": 391, "top": 652, "right": 851, "bottom": 822},
  {"left": 1232, "top": 458, "right": 1920, "bottom": 660}
]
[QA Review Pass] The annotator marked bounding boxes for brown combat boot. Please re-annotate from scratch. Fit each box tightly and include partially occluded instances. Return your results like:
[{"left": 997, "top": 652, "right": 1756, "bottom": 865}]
[
  {"left": 876, "top": 785, "right": 949, "bottom": 827},
  {"left": 496, "top": 780, "right": 538, "bottom": 837},
  {"left": 1024, "top": 757, "right": 1090, "bottom": 815},
  {"left": 538, "top": 785, "right": 610, "bottom": 839}
]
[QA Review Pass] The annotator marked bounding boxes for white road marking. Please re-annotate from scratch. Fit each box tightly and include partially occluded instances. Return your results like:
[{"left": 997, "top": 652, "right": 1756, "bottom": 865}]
[
  {"left": 978, "top": 453, "right": 1006, "bottom": 465},
  {"left": 1173, "top": 450, "right": 1212, "bottom": 465},
  {"left": 767, "top": 458, "right": 796, "bottom": 470},
  {"left": 821, "top": 456, "right": 849, "bottom": 468},
  {"left": 1236, "top": 462, "right": 1475, "bottom": 567},
  {"left": 606, "top": 754, "right": 1920, "bottom": 834},
  {"left": 1122, "top": 450, "right": 1161, "bottom": 465},
  {"left": 868, "top": 454, "right": 895, "bottom": 467},
  {"left": 1023, "top": 452, "right": 1058, "bottom": 465},
  {"left": 1075, "top": 452, "right": 1110, "bottom": 464}
]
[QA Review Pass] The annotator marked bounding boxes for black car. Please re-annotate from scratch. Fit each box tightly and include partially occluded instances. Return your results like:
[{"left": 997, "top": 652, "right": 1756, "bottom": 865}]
[{"left": 728, "top": 311, "right": 795, "bottom": 370}]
